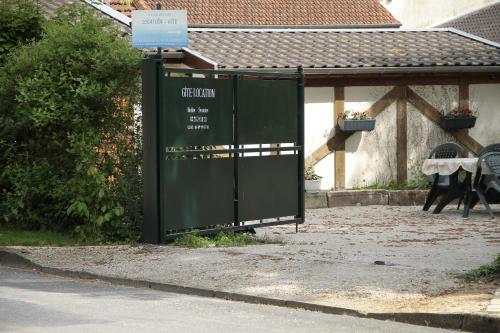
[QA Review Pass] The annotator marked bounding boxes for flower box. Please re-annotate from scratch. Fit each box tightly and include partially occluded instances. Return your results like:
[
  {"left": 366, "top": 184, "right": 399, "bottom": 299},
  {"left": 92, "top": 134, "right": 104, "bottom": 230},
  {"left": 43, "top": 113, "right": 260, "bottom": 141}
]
[
  {"left": 440, "top": 116, "right": 476, "bottom": 129},
  {"left": 441, "top": 107, "right": 477, "bottom": 129},
  {"left": 338, "top": 119, "right": 376, "bottom": 132},
  {"left": 305, "top": 167, "right": 322, "bottom": 191},
  {"left": 305, "top": 179, "right": 322, "bottom": 192}
]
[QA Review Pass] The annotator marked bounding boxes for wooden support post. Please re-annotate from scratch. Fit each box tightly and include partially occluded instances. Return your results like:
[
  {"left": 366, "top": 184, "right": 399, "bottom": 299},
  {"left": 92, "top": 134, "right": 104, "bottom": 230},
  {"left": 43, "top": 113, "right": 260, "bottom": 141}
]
[
  {"left": 396, "top": 86, "right": 407, "bottom": 184},
  {"left": 335, "top": 150, "right": 345, "bottom": 189},
  {"left": 306, "top": 86, "right": 400, "bottom": 167},
  {"left": 459, "top": 82, "right": 469, "bottom": 110},
  {"left": 334, "top": 87, "right": 345, "bottom": 189},
  {"left": 270, "top": 143, "right": 280, "bottom": 156},
  {"left": 457, "top": 83, "right": 471, "bottom": 154}
]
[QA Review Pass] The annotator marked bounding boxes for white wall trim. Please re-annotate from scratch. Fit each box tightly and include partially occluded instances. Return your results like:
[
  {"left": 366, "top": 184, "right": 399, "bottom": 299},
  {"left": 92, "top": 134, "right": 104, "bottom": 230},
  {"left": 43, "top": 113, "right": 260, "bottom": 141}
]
[
  {"left": 447, "top": 28, "right": 500, "bottom": 48},
  {"left": 182, "top": 47, "right": 218, "bottom": 69},
  {"left": 219, "top": 66, "right": 500, "bottom": 75},
  {"left": 188, "top": 27, "right": 451, "bottom": 33},
  {"left": 83, "top": 0, "right": 131, "bottom": 27}
]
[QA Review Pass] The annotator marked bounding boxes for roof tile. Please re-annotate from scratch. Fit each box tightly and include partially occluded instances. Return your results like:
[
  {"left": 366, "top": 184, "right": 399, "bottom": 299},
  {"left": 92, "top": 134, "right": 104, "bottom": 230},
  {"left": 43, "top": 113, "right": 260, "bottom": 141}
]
[
  {"left": 187, "top": 30, "right": 500, "bottom": 69},
  {"left": 125, "top": 0, "right": 400, "bottom": 27},
  {"left": 437, "top": 3, "right": 500, "bottom": 44}
]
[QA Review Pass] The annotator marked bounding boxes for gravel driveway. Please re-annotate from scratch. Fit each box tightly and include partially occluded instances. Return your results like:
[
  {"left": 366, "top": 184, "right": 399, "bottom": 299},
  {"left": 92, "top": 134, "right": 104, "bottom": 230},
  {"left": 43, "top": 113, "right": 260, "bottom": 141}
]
[{"left": 4, "top": 205, "right": 500, "bottom": 314}]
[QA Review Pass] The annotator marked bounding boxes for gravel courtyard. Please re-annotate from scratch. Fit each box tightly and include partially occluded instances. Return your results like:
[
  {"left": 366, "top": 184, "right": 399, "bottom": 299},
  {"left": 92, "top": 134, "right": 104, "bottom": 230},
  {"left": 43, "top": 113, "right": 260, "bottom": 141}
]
[{"left": 5, "top": 205, "right": 500, "bottom": 314}]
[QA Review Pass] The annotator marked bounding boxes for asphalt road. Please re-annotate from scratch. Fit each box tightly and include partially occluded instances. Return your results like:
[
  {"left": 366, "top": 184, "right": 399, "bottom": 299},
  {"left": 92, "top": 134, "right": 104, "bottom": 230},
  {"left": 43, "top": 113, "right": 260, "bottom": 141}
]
[{"left": 0, "top": 265, "right": 459, "bottom": 333}]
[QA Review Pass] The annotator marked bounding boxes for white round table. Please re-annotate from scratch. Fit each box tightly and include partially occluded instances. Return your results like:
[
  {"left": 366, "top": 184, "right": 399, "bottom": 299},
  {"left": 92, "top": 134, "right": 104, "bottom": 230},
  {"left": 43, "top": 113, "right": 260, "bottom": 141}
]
[{"left": 422, "top": 158, "right": 489, "bottom": 176}]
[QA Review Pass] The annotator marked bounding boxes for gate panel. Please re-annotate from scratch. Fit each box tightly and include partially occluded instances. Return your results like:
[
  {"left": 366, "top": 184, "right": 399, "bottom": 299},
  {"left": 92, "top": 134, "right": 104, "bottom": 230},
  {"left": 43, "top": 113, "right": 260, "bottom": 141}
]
[
  {"left": 143, "top": 64, "right": 304, "bottom": 242},
  {"left": 163, "top": 158, "right": 234, "bottom": 231},
  {"left": 237, "top": 80, "right": 298, "bottom": 144},
  {"left": 238, "top": 155, "right": 299, "bottom": 221}
]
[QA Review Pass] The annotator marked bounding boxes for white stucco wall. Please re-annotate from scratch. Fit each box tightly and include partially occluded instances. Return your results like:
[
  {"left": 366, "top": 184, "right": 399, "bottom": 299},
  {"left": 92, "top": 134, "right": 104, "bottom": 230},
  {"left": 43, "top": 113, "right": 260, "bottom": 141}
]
[
  {"left": 345, "top": 86, "right": 396, "bottom": 188},
  {"left": 304, "top": 83, "right": 500, "bottom": 189},
  {"left": 304, "top": 87, "right": 335, "bottom": 190},
  {"left": 406, "top": 84, "right": 500, "bottom": 181},
  {"left": 470, "top": 84, "right": 500, "bottom": 145},
  {"left": 406, "top": 86, "right": 459, "bottom": 181},
  {"left": 314, "top": 153, "right": 335, "bottom": 190},
  {"left": 379, "top": 0, "right": 498, "bottom": 28}
]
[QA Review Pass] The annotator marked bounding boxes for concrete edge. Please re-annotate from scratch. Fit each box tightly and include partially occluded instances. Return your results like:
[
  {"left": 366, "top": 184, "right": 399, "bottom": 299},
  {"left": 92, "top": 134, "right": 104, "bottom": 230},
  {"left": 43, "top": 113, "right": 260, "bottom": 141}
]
[
  {"left": 1, "top": 249, "right": 498, "bottom": 333},
  {"left": 306, "top": 190, "right": 428, "bottom": 209}
]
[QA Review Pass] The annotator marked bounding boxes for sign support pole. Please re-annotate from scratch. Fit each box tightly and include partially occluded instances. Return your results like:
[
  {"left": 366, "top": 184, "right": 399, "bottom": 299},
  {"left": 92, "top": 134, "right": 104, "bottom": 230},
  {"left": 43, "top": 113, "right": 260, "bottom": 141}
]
[
  {"left": 156, "top": 3, "right": 162, "bottom": 57},
  {"left": 142, "top": 56, "right": 162, "bottom": 244}
]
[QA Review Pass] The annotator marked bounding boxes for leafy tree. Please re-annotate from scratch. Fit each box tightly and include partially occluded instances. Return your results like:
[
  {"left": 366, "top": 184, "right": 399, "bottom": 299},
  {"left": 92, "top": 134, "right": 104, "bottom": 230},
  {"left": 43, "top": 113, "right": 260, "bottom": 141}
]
[
  {"left": 0, "top": 4, "right": 143, "bottom": 242},
  {"left": 0, "top": 0, "right": 44, "bottom": 65}
]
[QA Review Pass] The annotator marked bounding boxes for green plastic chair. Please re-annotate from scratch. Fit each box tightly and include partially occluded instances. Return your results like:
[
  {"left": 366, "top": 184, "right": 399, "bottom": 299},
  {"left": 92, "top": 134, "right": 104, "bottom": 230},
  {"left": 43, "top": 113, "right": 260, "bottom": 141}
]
[
  {"left": 423, "top": 142, "right": 466, "bottom": 213},
  {"left": 473, "top": 151, "right": 500, "bottom": 218}
]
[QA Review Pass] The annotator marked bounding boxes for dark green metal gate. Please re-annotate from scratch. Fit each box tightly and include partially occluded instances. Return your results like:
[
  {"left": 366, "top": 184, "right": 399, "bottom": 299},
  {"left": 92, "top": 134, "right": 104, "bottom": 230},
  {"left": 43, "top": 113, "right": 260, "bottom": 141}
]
[{"left": 142, "top": 57, "right": 304, "bottom": 243}]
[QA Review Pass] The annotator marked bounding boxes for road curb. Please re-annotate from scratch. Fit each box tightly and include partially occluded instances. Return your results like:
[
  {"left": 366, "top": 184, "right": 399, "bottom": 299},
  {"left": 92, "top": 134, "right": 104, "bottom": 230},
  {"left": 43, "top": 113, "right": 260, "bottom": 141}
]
[{"left": 1, "top": 248, "right": 498, "bottom": 333}]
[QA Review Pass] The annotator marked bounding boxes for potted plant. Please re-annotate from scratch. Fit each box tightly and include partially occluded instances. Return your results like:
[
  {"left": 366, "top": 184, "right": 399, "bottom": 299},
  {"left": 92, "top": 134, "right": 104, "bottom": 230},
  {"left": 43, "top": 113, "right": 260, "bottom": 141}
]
[
  {"left": 305, "top": 167, "right": 322, "bottom": 191},
  {"left": 337, "top": 110, "right": 375, "bottom": 132},
  {"left": 441, "top": 107, "right": 477, "bottom": 129}
]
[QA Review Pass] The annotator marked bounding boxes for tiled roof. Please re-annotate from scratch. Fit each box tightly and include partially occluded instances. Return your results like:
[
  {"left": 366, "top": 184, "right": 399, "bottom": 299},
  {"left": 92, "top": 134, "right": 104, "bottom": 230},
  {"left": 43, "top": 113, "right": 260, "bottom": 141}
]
[
  {"left": 37, "top": 0, "right": 131, "bottom": 33},
  {"left": 126, "top": 0, "right": 400, "bottom": 27},
  {"left": 187, "top": 29, "right": 500, "bottom": 70},
  {"left": 37, "top": 0, "right": 78, "bottom": 17},
  {"left": 437, "top": 2, "right": 500, "bottom": 44},
  {"left": 106, "top": 0, "right": 134, "bottom": 17}
]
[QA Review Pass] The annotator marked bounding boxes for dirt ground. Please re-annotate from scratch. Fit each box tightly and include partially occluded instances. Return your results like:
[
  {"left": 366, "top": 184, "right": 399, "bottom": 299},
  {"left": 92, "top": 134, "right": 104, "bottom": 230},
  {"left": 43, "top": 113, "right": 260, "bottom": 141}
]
[{"left": 4, "top": 205, "right": 500, "bottom": 315}]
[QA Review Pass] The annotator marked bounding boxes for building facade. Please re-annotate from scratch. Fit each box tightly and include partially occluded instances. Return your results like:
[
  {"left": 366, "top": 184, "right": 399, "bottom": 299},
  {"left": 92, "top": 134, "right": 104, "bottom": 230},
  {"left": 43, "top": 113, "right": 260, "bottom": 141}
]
[{"left": 379, "top": 0, "right": 499, "bottom": 28}]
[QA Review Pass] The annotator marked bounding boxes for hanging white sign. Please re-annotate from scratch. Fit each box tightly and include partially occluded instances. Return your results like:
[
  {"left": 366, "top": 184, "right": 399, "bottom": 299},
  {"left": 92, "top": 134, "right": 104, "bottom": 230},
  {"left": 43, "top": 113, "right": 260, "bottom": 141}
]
[{"left": 132, "top": 10, "right": 188, "bottom": 48}]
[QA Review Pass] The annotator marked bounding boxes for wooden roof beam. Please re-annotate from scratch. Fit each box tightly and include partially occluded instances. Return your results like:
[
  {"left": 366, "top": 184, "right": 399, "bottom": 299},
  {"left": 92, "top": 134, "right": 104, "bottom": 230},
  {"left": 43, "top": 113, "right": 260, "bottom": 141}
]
[{"left": 306, "top": 86, "right": 401, "bottom": 167}]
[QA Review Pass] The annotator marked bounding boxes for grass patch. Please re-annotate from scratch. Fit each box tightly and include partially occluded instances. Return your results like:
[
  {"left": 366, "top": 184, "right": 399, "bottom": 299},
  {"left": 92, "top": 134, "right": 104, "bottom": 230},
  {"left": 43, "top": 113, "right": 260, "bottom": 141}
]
[
  {"left": 172, "top": 231, "right": 282, "bottom": 248},
  {"left": 459, "top": 254, "right": 500, "bottom": 282},
  {"left": 0, "top": 225, "right": 81, "bottom": 246},
  {"left": 352, "top": 180, "right": 430, "bottom": 191}
]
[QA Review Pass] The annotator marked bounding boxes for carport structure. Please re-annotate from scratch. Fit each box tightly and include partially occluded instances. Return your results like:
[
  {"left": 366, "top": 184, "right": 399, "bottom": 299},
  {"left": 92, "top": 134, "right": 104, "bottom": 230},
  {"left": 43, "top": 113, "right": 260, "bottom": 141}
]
[{"left": 174, "top": 28, "right": 500, "bottom": 189}]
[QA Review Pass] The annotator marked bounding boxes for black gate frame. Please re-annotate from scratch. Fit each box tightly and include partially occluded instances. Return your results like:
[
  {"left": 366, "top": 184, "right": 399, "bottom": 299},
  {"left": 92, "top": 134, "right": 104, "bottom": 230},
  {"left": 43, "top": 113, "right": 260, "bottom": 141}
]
[{"left": 142, "top": 56, "right": 305, "bottom": 243}]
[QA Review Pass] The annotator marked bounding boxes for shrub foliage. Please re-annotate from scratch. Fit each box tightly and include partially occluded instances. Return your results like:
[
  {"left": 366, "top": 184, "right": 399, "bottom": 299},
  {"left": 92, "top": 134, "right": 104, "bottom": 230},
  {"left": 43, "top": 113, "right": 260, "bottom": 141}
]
[
  {"left": 0, "top": 0, "right": 44, "bottom": 65},
  {"left": 0, "top": 4, "right": 143, "bottom": 242}
]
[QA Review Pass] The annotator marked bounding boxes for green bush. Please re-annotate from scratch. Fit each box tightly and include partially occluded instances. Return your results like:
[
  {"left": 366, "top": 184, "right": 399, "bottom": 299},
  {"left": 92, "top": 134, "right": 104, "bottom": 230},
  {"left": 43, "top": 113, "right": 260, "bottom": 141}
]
[
  {"left": 0, "top": 0, "right": 44, "bottom": 65},
  {"left": 0, "top": 4, "right": 143, "bottom": 242}
]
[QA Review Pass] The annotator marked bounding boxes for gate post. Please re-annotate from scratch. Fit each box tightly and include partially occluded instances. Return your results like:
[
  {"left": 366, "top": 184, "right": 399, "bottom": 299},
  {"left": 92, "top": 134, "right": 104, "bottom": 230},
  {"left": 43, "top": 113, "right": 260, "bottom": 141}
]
[
  {"left": 142, "top": 55, "right": 162, "bottom": 244},
  {"left": 297, "top": 66, "right": 305, "bottom": 228},
  {"left": 233, "top": 74, "right": 240, "bottom": 227}
]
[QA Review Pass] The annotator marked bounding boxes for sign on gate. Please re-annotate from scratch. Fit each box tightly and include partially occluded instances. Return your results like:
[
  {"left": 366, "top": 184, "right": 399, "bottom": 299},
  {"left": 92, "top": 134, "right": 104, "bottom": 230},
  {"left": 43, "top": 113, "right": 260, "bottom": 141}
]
[
  {"left": 142, "top": 58, "right": 305, "bottom": 243},
  {"left": 162, "top": 77, "right": 233, "bottom": 146}
]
